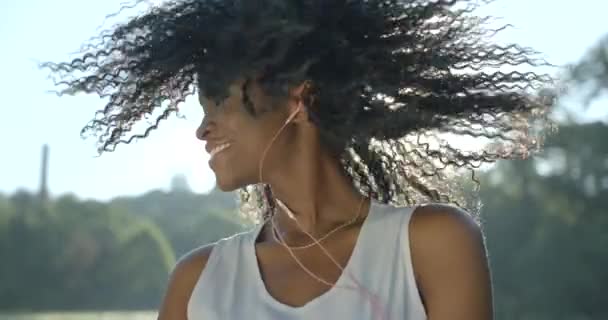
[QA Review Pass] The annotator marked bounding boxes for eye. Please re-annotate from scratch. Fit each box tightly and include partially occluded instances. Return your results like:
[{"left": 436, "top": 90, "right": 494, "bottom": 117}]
[{"left": 199, "top": 95, "right": 212, "bottom": 113}]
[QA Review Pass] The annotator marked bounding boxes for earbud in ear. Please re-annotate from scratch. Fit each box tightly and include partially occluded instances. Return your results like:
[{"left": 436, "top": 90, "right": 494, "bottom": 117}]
[{"left": 284, "top": 104, "right": 302, "bottom": 125}]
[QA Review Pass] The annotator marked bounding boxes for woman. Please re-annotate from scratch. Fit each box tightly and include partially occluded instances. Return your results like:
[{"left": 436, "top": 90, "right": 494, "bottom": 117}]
[{"left": 43, "top": 0, "right": 554, "bottom": 319}]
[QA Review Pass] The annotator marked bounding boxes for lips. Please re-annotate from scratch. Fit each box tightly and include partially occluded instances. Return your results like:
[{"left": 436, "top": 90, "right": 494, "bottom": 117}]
[
  {"left": 209, "top": 142, "right": 231, "bottom": 157},
  {"left": 205, "top": 141, "right": 231, "bottom": 154},
  {"left": 206, "top": 141, "right": 233, "bottom": 164}
]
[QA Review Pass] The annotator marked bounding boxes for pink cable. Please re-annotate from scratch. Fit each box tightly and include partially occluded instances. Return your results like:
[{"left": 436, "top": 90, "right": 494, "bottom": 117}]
[{"left": 257, "top": 103, "right": 390, "bottom": 320}]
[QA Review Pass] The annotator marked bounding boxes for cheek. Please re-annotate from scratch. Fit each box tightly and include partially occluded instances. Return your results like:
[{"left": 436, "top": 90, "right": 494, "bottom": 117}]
[
  {"left": 228, "top": 120, "right": 266, "bottom": 162},
  {"left": 239, "top": 128, "right": 269, "bottom": 162},
  {"left": 232, "top": 114, "right": 275, "bottom": 153},
  {"left": 236, "top": 128, "right": 282, "bottom": 180},
  {"left": 228, "top": 106, "right": 289, "bottom": 167}
]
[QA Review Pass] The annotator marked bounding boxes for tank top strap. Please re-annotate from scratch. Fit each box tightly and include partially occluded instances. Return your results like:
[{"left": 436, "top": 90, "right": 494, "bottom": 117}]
[
  {"left": 187, "top": 228, "right": 259, "bottom": 319},
  {"left": 348, "top": 201, "right": 416, "bottom": 278},
  {"left": 331, "top": 201, "right": 425, "bottom": 320}
]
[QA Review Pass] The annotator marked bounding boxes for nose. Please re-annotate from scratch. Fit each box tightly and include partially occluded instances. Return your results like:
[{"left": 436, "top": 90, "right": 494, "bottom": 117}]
[{"left": 196, "top": 117, "right": 211, "bottom": 141}]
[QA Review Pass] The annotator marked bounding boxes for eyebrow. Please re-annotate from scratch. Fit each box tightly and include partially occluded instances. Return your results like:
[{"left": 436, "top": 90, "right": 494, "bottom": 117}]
[{"left": 198, "top": 96, "right": 209, "bottom": 112}]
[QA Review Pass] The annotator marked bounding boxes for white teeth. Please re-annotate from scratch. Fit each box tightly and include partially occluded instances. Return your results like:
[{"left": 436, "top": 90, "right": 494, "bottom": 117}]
[{"left": 210, "top": 143, "right": 231, "bottom": 157}]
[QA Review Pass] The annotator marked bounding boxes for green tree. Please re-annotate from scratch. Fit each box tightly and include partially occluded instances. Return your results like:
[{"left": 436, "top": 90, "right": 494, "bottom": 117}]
[
  {"left": 0, "top": 192, "right": 177, "bottom": 311},
  {"left": 568, "top": 34, "right": 608, "bottom": 106},
  {"left": 110, "top": 189, "right": 247, "bottom": 256},
  {"left": 480, "top": 122, "right": 608, "bottom": 320}
]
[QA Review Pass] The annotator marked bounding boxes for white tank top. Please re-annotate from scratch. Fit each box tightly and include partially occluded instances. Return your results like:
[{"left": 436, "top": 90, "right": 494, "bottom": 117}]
[{"left": 187, "top": 200, "right": 427, "bottom": 320}]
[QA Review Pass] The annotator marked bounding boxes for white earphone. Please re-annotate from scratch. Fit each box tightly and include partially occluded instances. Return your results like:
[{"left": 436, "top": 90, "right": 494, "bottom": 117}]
[{"left": 284, "top": 104, "right": 302, "bottom": 124}]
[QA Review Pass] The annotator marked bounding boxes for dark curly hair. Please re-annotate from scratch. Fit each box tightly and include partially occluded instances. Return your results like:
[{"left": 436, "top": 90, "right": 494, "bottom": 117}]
[{"left": 42, "top": 0, "right": 555, "bottom": 219}]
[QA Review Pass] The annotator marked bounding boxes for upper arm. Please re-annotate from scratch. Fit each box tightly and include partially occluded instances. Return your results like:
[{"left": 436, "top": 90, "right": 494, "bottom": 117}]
[
  {"left": 409, "top": 204, "right": 493, "bottom": 320},
  {"left": 157, "top": 244, "right": 215, "bottom": 320}
]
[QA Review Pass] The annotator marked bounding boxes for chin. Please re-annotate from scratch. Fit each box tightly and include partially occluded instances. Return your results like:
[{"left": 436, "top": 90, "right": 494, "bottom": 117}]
[
  {"left": 214, "top": 174, "right": 247, "bottom": 192},
  {"left": 215, "top": 182, "right": 239, "bottom": 192}
]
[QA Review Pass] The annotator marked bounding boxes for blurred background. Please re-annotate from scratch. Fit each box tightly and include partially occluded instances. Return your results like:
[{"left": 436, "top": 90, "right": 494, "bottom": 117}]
[{"left": 1, "top": 0, "right": 607, "bottom": 319}]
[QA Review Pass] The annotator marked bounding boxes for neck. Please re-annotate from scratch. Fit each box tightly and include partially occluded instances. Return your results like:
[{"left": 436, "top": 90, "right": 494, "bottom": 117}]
[{"left": 264, "top": 136, "right": 369, "bottom": 241}]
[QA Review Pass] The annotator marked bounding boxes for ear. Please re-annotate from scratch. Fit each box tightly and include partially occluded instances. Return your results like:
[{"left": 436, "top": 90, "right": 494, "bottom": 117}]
[{"left": 287, "top": 80, "right": 314, "bottom": 123}]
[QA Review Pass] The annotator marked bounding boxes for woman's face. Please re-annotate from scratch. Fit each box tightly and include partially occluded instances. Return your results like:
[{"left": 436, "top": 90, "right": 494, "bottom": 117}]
[{"left": 196, "top": 79, "right": 296, "bottom": 191}]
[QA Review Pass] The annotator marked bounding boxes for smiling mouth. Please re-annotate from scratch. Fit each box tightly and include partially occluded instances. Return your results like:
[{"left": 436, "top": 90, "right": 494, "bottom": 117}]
[{"left": 209, "top": 143, "right": 231, "bottom": 160}]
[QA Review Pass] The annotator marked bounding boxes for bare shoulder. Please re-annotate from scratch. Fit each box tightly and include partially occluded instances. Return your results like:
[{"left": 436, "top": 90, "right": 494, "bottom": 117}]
[
  {"left": 410, "top": 203, "right": 482, "bottom": 242},
  {"left": 173, "top": 243, "right": 217, "bottom": 288},
  {"left": 409, "top": 203, "right": 485, "bottom": 275},
  {"left": 176, "top": 243, "right": 217, "bottom": 280},
  {"left": 157, "top": 243, "right": 216, "bottom": 320},
  {"left": 408, "top": 203, "right": 493, "bottom": 320}
]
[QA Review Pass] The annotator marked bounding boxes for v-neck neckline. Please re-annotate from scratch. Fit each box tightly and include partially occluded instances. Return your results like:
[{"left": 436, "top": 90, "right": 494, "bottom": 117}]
[{"left": 248, "top": 199, "right": 378, "bottom": 312}]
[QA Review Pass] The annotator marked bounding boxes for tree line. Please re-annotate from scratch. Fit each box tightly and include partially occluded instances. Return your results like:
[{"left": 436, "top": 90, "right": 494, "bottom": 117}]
[{"left": 0, "top": 187, "right": 246, "bottom": 311}]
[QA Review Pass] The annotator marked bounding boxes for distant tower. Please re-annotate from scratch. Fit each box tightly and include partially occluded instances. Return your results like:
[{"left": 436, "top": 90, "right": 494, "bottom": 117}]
[
  {"left": 170, "top": 173, "right": 191, "bottom": 193},
  {"left": 39, "top": 144, "right": 49, "bottom": 201}
]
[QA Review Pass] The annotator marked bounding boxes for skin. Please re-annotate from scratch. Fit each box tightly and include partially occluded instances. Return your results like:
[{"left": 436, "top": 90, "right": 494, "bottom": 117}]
[{"left": 157, "top": 78, "right": 494, "bottom": 320}]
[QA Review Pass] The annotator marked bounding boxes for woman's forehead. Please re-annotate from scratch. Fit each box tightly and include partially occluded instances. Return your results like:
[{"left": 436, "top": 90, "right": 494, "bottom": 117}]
[
  {"left": 201, "top": 72, "right": 248, "bottom": 89},
  {"left": 198, "top": 79, "right": 244, "bottom": 103}
]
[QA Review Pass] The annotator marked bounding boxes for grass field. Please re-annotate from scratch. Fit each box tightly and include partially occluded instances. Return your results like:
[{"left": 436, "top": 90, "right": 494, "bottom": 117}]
[{"left": 0, "top": 311, "right": 156, "bottom": 320}]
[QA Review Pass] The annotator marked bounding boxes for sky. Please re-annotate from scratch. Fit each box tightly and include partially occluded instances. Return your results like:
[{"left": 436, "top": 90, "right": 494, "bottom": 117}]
[{"left": 0, "top": 0, "right": 607, "bottom": 201}]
